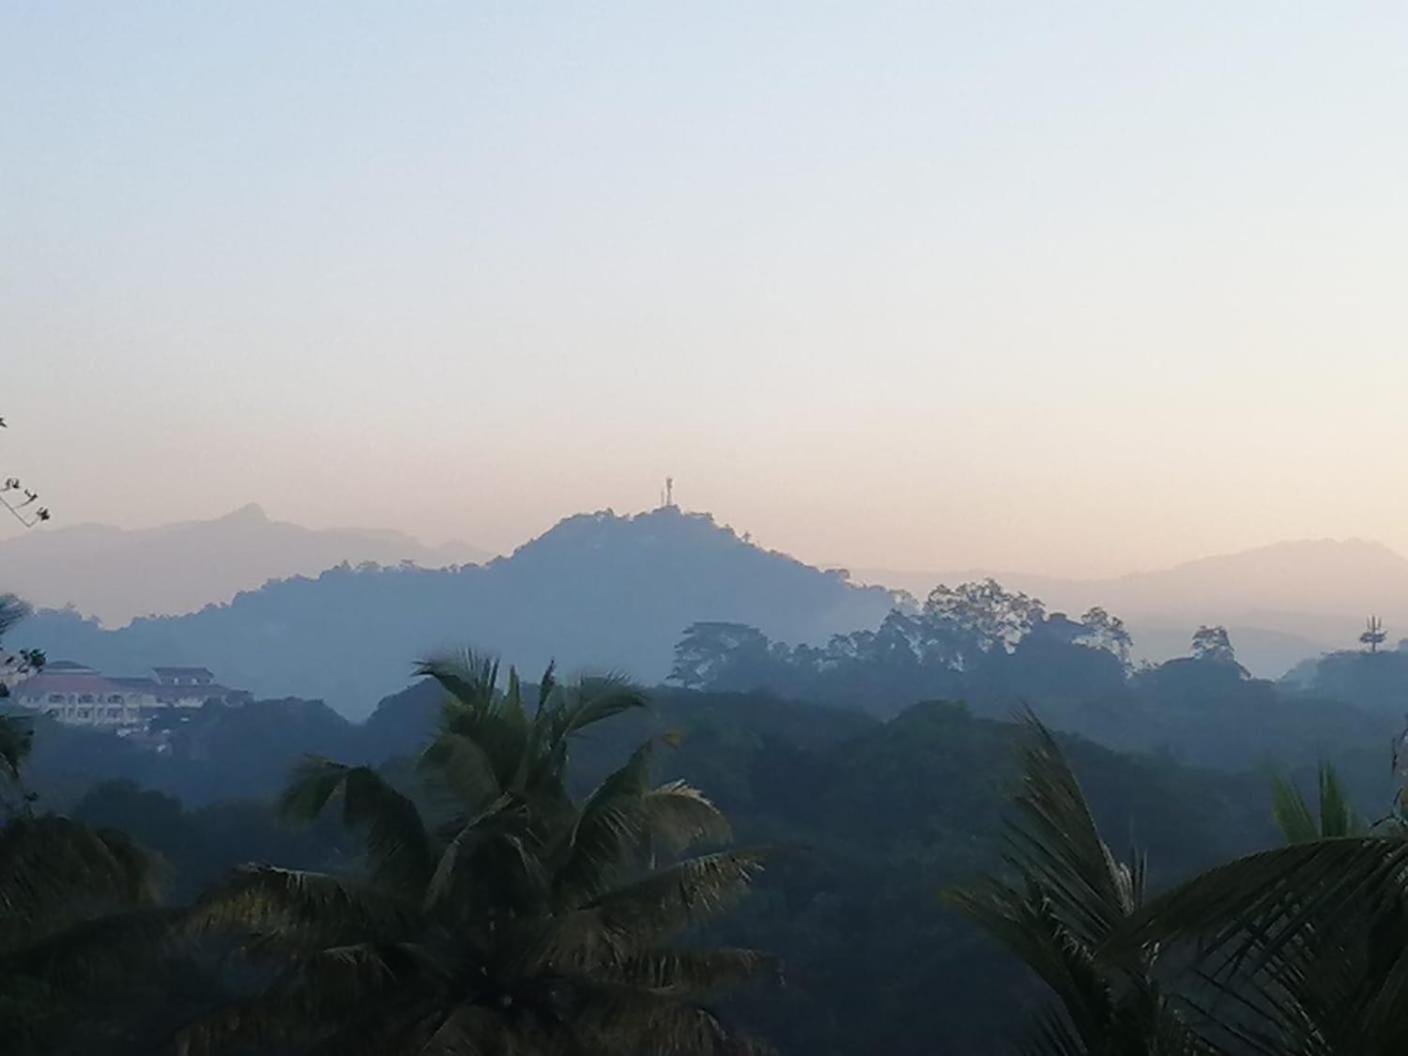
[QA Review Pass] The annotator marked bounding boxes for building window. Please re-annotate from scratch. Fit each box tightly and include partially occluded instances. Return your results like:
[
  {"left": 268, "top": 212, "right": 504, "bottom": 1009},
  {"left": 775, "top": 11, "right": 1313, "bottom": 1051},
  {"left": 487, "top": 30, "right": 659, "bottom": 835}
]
[
  {"left": 108, "top": 694, "right": 123, "bottom": 704},
  {"left": 76, "top": 708, "right": 90, "bottom": 719},
  {"left": 48, "top": 694, "right": 64, "bottom": 704},
  {"left": 79, "top": 693, "right": 95, "bottom": 703}
]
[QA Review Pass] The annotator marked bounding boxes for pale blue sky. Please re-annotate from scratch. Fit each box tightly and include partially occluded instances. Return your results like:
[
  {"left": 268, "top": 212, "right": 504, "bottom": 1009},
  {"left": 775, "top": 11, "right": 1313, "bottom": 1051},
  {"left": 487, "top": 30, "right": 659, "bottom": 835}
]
[{"left": 3, "top": 3, "right": 1406, "bottom": 574}]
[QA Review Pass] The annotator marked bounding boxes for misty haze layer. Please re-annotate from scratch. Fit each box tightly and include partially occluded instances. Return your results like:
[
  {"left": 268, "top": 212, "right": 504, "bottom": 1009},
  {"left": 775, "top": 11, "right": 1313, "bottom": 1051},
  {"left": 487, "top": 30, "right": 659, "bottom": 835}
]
[
  {"left": 20, "top": 508, "right": 897, "bottom": 717},
  {"left": 16, "top": 502, "right": 1403, "bottom": 716},
  {"left": 4, "top": 4, "right": 1407, "bottom": 574},
  {"left": 0, "top": 503, "right": 490, "bottom": 624}
]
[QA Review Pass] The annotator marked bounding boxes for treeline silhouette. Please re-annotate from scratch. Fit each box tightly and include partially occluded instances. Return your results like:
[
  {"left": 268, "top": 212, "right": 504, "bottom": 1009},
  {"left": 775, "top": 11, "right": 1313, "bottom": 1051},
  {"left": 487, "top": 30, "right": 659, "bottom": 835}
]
[
  {"left": 671, "top": 579, "right": 1404, "bottom": 802},
  {"left": 8, "top": 583, "right": 1408, "bottom": 1052}
]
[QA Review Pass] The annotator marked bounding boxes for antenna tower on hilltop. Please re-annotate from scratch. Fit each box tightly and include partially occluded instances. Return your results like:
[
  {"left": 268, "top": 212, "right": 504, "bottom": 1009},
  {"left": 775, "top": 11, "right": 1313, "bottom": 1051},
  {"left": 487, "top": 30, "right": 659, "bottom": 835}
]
[
  {"left": 657, "top": 477, "right": 677, "bottom": 510},
  {"left": 1361, "top": 615, "right": 1388, "bottom": 653}
]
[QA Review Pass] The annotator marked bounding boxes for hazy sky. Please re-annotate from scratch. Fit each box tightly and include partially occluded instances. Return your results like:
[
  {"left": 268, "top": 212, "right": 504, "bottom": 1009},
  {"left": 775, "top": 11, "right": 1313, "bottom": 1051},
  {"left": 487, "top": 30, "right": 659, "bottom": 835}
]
[{"left": 4, "top": 3, "right": 1407, "bottom": 576}]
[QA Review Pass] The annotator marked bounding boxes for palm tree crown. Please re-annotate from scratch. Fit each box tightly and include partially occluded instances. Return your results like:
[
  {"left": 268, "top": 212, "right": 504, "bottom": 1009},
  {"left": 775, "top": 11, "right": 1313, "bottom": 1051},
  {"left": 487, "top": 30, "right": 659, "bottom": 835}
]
[
  {"left": 186, "top": 652, "right": 774, "bottom": 1055},
  {"left": 945, "top": 713, "right": 1210, "bottom": 1055},
  {"left": 953, "top": 714, "right": 1408, "bottom": 1055},
  {"left": 1117, "top": 764, "right": 1408, "bottom": 1055}
]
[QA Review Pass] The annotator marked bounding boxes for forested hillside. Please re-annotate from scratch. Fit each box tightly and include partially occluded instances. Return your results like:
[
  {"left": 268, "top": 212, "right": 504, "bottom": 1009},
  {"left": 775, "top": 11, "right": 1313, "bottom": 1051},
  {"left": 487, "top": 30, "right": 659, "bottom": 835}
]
[
  {"left": 670, "top": 581, "right": 1404, "bottom": 807},
  {"left": 8, "top": 568, "right": 1407, "bottom": 1053},
  {"left": 20, "top": 508, "right": 896, "bottom": 718},
  {"left": 13, "top": 680, "right": 1278, "bottom": 1055}
]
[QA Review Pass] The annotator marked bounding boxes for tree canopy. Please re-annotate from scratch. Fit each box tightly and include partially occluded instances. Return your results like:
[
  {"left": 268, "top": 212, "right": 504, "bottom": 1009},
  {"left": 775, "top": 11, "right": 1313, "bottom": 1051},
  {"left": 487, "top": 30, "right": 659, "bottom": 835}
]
[{"left": 181, "top": 653, "right": 774, "bottom": 1055}]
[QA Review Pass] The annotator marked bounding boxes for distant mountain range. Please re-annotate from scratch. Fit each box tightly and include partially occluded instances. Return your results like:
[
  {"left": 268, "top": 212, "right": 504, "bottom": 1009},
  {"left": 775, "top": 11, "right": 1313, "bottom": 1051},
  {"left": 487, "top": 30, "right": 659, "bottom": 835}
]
[
  {"left": 18, "top": 507, "right": 898, "bottom": 718},
  {"left": 853, "top": 537, "right": 1408, "bottom": 676},
  {"left": 0, "top": 504, "right": 493, "bottom": 625},
  {"left": 11, "top": 505, "right": 1403, "bottom": 710}
]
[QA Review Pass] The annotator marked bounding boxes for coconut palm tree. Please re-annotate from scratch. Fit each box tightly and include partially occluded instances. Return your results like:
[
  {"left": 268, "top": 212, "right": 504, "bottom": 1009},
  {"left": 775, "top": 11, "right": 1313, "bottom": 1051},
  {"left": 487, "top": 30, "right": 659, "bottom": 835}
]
[
  {"left": 183, "top": 652, "right": 774, "bottom": 1055},
  {"left": 0, "top": 710, "right": 169, "bottom": 1053},
  {"left": 953, "top": 710, "right": 1408, "bottom": 1055},
  {"left": 1115, "top": 766, "right": 1408, "bottom": 1055},
  {"left": 0, "top": 593, "right": 184, "bottom": 1052},
  {"left": 945, "top": 713, "right": 1212, "bottom": 1055}
]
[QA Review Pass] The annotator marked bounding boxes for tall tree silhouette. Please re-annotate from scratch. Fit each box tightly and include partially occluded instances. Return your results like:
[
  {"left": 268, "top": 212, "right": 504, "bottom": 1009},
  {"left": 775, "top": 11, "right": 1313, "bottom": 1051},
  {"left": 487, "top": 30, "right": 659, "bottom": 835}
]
[
  {"left": 184, "top": 652, "right": 774, "bottom": 1055},
  {"left": 0, "top": 600, "right": 169, "bottom": 1053}
]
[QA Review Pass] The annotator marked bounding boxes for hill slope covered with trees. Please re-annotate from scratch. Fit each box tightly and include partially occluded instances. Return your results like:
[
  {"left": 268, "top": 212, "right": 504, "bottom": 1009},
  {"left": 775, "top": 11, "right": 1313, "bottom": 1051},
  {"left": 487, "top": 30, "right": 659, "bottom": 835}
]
[{"left": 20, "top": 508, "right": 896, "bottom": 718}]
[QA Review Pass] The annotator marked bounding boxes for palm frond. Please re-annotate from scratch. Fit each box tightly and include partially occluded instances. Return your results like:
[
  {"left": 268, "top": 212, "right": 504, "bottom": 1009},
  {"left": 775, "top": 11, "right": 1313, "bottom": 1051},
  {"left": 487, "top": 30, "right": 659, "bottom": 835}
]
[
  {"left": 592, "top": 850, "right": 766, "bottom": 938},
  {"left": 281, "top": 757, "right": 435, "bottom": 893},
  {"left": 1019, "top": 1005, "right": 1088, "bottom": 1056},
  {"left": 176, "top": 990, "right": 296, "bottom": 1056},
  {"left": 552, "top": 741, "right": 657, "bottom": 895},
  {"left": 1272, "top": 766, "right": 1363, "bottom": 844},
  {"left": 945, "top": 876, "right": 1115, "bottom": 1040},
  {"left": 416, "top": 1004, "right": 528, "bottom": 1056},
  {"left": 0, "top": 713, "right": 33, "bottom": 784},
  {"left": 2, "top": 906, "right": 185, "bottom": 991},
  {"left": 1115, "top": 836, "right": 1408, "bottom": 1054},
  {"left": 1116, "top": 837, "right": 1408, "bottom": 970},
  {"left": 540, "top": 850, "right": 767, "bottom": 969},
  {"left": 1360, "top": 897, "right": 1408, "bottom": 1048},
  {"left": 503, "top": 665, "right": 529, "bottom": 726},
  {"left": 418, "top": 730, "right": 503, "bottom": 814},
  {"left": 535, "top": 660, "right": 557, "bottom": 713},
  {"left": 299, "top": 999, "right": 448, "bottom": 1056},
  {"left": 1000, "top": 713, "right": 1137, "bottom": 946},
  {"left": 95, "top": 825, "right": 165, "bottom": 903},
  {"left": 1271, "top": 774, "right": 1320, "bottom": 845},
  {"left": 291, "top": 944, "right": 449, "bottom": 1045},
  {"left": 944, "top": 712, "right": 1200, "bottom": 1056},
  {"left": 1317, "top": 765, "right": 1363, "bottom": 838},
  {"left": 573, "top": 980, "right": 776, "bottom": 1056},
  {"left": 414, "top": 650, "right": 501, "bottom": 712},
  {"left": 555, "top": 674, "right": 649, "bottom": 738},
  {"left": 0, "top": 815, "right": 161, "bottom": 939},
  {"left": 640, "top": 781, "right": 733, "bottom": 854},
  {"left": 418, "top": 651, "right": 540, "bottom": 794},
  {"left": 195, "top": 647, "right": 769, "bottom": 1056},
  {"left": 177, "top": 962, "right": 427, "bottom": 1056},
  {"left": 421, "top": 793, "right": 523, "bottom": 911},
  {"left": 189, "top": 865, "right": 421, "bottom": 950},
  {"left": 1174, "top": 905, "right": 1408, "bottom": 1056},
  {"left": 553, "top": 740, "right": 732, "bottom": 907},
  {"left": 605, "top": 947, "right": 779, "bottom": 996}
]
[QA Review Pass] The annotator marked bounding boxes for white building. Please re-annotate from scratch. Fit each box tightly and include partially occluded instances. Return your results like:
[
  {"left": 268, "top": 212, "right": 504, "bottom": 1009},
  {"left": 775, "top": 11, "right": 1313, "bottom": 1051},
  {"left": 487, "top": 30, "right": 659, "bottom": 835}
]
[{"left": 9, "top": 660, "right": 249, "bottom": 729}]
